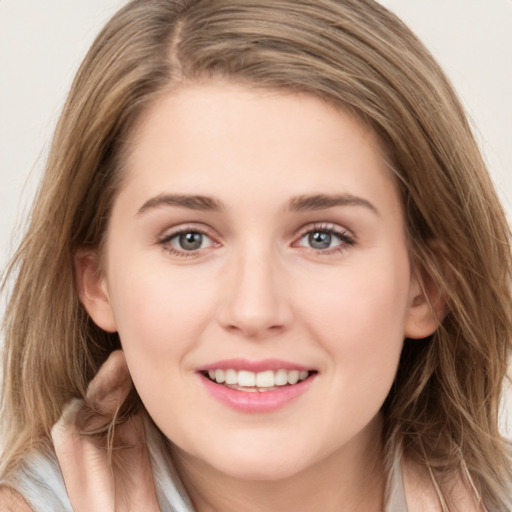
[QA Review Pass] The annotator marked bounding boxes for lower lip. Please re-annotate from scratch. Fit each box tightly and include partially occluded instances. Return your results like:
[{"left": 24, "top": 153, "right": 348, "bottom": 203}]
[{"left": 199, "top": 373, "right": 316, "bottom": 413}]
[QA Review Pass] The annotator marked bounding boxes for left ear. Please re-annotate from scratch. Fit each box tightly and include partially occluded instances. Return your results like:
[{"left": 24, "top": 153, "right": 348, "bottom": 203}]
[
  {"left": 404, "top": 266, "right": 446, "bottom": 340},
  {"left": 74, "top": 248, "right": 117, "bottom": 333}
]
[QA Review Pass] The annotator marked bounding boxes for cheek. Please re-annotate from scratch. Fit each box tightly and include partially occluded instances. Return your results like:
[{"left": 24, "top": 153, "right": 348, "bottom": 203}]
[
  {"left": 106, "top": 263, "right": 219, "bottom": 435},
  {"left": 289, "top": 269, "right": 408, "bottom": 446},
  {"left": 295, "top": 254, "right": 410, "bottom": 395},
  {"left": 106, "top": 258, "right": 218, "bottom": 366}
]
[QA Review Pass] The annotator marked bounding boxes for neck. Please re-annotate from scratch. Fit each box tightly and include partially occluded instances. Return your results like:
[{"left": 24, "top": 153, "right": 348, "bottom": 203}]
[{"left": 170, "top": 415, "right": 386, "bottom": 512}]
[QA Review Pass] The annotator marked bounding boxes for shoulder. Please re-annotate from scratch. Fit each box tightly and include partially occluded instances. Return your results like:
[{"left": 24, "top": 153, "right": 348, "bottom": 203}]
[
  {"left": 402, "top": 458, "right": 486, "bottom": 512},
  {"left": 0, "top": 487, "right": 33, "bottom": 512},
  {"left": 0, "top": 444, "right": 72, "bottom": 512}
]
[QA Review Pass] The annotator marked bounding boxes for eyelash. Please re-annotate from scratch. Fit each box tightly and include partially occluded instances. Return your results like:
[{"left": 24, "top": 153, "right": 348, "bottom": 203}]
[
  {"left": 156, "top": 223, "right": 355, "bottom": 258},
  {"left": 294, "top": 223, "right": 356, "bottom": 255},
  {"left": 156, "top": 225, "right": 216, "bottom": 258}
]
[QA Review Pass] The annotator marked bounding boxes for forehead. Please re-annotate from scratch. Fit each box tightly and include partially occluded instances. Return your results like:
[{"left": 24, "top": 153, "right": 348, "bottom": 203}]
[{"left": 119, "top": 82, "right": 400, "bottom": 217}]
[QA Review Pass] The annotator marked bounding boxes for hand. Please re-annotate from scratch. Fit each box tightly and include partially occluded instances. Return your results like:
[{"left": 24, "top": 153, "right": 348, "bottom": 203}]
[{"left": 51, "top": 350, "right": 161, "bottom": 511}]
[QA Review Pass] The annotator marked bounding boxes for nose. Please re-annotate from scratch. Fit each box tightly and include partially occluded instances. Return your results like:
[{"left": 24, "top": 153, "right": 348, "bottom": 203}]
[{"left": 216, "top": 247, "right": 293, "bottom": 338}]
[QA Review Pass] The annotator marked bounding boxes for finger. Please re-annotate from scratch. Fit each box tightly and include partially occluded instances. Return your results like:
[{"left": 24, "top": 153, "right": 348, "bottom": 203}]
[
  {"left": 51, "top": 351, "right": 161, "bottom": 511},
  {"left": 86, "top": 349, "right": 132, "bottom": 416},
  {"left": 50, "top": 351, "right": 131, "bottom": 510},
  {"left": 51, "top": 399, "right": 116, "bottom": 511},
  {"left": 52, "top": 400, "right": 161, "bottom": 511}
]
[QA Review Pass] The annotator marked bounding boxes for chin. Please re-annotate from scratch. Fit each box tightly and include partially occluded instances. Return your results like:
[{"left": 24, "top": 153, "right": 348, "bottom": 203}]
[
  {"left": 192, "top": 441, "right": 316, "bottom": 482},
  {"left": 213, "top": 457, "right": 307, "bottom": 482}
]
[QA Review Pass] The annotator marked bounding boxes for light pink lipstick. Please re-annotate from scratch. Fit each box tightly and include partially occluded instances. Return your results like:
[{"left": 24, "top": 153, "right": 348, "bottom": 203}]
[{"left": 197, "top": 358, "right": 316, "bottom": 413}]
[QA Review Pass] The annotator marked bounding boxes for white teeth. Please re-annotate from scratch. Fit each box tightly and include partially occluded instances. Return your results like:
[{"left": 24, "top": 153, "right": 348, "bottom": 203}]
[
  {"left": 256, "top": 370, "right": 274, "bottom": 388},
  {"left": 275, "top": 369, "right": 288, "bottom": 386},
  {"left": 225, "top": 369, "right": 237, "bottom": 385},
  {"left": 238, "top": 370, "right": 256, "bottom": 387},
  {"left": 287, "top": 370, "right": 299, "bottom": 385},
  {"left": 208, "top": 368, "right": 311, "bottom": 388}
]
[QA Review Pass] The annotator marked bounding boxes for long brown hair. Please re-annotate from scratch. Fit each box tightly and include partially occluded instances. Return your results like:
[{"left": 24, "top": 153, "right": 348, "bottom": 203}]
[{"left": 2, "top": 0, "right": 511, "bottom": 508}]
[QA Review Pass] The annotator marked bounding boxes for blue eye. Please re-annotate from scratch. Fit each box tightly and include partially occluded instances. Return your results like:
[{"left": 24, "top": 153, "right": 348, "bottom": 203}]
[
  {"left": 164, "top": 230, "right": 214, "bottom": 252},
  {"left": 297, "top": 226, "right": 354, "bottom": 252},
  {"left": 305, "top": 231, "right": 336, "bottom": 249}
]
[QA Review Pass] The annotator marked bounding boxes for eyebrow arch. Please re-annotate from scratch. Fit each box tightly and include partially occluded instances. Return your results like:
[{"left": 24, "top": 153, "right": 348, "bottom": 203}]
[
  {"left": 288, "top": 194, "right": 379, "bottom": 215},
  {"left": 137, "top": 194, "right": 224, "bottom": 215}
]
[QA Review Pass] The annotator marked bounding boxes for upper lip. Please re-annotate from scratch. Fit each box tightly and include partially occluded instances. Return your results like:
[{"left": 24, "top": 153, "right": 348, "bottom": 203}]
[{"left": 196, "top": 358, "right": 313, "bottom": 373}]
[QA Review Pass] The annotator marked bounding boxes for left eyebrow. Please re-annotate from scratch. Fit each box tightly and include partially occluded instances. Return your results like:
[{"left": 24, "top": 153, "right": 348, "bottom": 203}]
[
  {"left": 137, "top": 193, "right": 224, "bottom": 215},
  {"left": 288, "top": 193, "right": 380, "bottom": 215}
]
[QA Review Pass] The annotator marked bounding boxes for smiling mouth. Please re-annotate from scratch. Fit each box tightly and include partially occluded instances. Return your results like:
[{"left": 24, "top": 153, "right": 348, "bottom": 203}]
[{"left": 201, "top": 369, "right": 315, "bottom": 392}]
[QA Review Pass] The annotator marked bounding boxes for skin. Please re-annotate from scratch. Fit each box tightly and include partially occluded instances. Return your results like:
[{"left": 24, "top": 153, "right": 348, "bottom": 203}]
[
  {"left": 0, "top": 83, "right": 484, "bottom": 512},
  {"left": 74, "top": 82, "right": 441, "bottom": 511}
]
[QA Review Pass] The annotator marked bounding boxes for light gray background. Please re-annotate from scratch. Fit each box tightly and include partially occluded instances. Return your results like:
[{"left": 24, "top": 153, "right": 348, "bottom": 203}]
[{"left": 1, "top": 1, "right": 511, "bottom": 429}]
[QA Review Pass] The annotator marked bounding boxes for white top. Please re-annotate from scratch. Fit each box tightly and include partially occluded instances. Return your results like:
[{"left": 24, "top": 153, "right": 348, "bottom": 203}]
[{"left": 4, "top": 424, "right": 408, "bottom": 512}]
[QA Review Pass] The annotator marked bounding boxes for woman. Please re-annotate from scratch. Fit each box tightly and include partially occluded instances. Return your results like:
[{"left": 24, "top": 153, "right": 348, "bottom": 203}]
[{"left": 1, "top": 0, "right": 511, "bottom": 510}]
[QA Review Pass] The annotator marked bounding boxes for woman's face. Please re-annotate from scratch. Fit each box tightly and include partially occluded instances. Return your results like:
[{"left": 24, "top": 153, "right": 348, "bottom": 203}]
[{"left": 84, "top": 83, "right": 433, "bottom": 481}]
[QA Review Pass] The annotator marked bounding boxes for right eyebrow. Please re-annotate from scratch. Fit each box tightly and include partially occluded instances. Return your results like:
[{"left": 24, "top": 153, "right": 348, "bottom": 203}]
[
  {"left": 137, "top": 194, "right": 224, "bottom": 215},
  {"left": 288, "top": 193, "right": 379, "bottom": 216}
]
